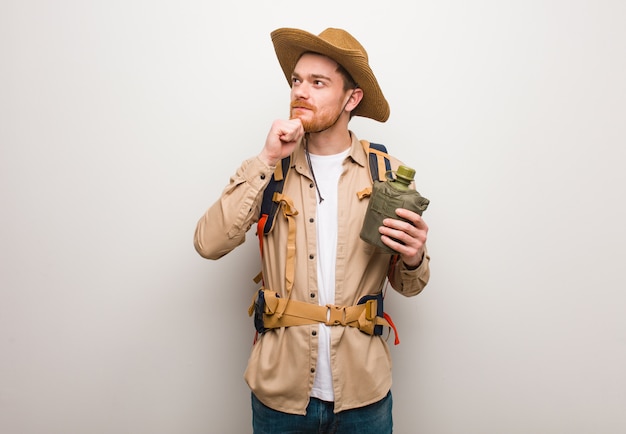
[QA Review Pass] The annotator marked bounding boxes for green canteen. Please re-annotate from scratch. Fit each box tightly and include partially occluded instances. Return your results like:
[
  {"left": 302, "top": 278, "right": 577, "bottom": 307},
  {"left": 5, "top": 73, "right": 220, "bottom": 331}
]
[{"left": 359, "top": 166, "right": 430, "bottom": 254}]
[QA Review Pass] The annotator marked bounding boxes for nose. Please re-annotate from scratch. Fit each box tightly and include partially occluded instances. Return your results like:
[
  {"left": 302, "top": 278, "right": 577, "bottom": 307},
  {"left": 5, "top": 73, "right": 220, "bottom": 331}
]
[{"left": 291, "top": 82, "right": 309, "bottom": 100}]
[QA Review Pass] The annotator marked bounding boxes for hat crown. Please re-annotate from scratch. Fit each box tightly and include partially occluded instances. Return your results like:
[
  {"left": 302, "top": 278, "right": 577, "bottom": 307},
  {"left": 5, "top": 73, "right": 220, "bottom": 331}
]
[{"left": 317, "top": 28, "right": 369, "bottom": 61}]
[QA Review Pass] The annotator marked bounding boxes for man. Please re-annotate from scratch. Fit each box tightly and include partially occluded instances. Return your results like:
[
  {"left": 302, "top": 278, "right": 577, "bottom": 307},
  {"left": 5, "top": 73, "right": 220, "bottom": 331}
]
[{"left": 194, "top": 27, "right": 430, "bottom": 433}]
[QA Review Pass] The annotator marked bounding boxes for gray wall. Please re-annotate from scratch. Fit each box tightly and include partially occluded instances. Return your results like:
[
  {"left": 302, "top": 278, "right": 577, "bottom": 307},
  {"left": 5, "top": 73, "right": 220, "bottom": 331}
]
[{"left": 1, "top": 1, "right": 625, "bottom": 433}]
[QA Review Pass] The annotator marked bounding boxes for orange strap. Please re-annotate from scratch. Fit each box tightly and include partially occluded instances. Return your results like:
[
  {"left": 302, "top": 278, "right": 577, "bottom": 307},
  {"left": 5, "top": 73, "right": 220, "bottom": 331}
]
[
  {"left": 256, "top": 214, "right": 268, "bottom": 258},
  {"left": 383, "top": 312, "right": 400, "bottom": 345}
]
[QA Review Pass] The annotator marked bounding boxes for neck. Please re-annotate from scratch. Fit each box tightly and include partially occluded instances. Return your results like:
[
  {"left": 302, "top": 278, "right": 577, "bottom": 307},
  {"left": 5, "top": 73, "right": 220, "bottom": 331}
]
[{"left": 306, "top": 122, "right": 352, "bottom": 155}]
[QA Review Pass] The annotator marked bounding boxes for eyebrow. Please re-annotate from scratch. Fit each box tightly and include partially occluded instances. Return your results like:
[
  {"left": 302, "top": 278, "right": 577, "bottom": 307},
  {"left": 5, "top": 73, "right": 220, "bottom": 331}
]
[{"left": 292, "top": 72, "right": 334, "bottom": 82}]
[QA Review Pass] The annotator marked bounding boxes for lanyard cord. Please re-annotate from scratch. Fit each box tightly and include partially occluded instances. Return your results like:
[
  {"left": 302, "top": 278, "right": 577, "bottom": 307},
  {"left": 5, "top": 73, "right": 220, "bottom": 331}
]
[
  {"left": 303, "top": 89, "right": 357, "bottom": 205},
  {"left": 304, "top": 134, "right": 324, "bottom": 204}
]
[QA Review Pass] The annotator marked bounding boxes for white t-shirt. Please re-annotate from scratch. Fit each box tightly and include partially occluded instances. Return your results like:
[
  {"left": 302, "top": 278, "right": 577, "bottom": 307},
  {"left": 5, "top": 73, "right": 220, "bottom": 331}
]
[{"left": 308, "top": 148, "right": 350, "bottom": 402}]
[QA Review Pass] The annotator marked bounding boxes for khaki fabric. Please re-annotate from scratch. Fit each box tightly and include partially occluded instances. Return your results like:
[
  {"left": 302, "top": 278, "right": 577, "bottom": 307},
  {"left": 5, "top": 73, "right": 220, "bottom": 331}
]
[{"left": 194, "top": 132, "right": 430, "bottom": 415}]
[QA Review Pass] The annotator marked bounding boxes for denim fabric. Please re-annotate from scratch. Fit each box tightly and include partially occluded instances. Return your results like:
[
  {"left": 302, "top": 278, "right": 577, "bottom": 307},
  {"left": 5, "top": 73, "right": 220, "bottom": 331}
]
[{"left": 251, "top": 391, "right": 393, "bottom": 434}]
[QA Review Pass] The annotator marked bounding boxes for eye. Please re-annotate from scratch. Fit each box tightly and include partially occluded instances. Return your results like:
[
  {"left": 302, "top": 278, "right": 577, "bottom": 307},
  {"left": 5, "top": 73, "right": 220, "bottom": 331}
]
[{"left": 291, "top": 77, "right": 301, "bottom": 86}]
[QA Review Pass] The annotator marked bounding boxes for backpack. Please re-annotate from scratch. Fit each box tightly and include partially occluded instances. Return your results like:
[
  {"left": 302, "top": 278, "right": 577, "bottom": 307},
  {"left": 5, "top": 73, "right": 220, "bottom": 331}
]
[
  {"left": 249, "top": 140, "right": 401, "bottom": 345},
  {"left": 257, "top": 140, "right": 391, "bottom": 237}
]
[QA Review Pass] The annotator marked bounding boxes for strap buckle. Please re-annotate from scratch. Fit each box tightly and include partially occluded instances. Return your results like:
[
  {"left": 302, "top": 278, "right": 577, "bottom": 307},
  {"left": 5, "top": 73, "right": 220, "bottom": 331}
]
[
  {"left": 364, "top": 299, "right": 377, "bottom": 321},
  {"left": 325, "top": 305, "right": 347, "bottom": 326}
]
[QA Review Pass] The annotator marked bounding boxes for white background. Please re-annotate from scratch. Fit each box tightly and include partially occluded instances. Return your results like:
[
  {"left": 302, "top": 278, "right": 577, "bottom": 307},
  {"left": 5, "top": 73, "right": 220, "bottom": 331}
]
[{"left": 1, "top": 1, "right": 625, "bottom": 433}]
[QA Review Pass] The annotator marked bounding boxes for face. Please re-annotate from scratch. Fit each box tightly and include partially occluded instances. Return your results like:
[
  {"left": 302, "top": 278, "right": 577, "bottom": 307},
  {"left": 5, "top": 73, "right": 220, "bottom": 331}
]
[{"left": 289, "top": 53, "right": 354, "bottom": 133}]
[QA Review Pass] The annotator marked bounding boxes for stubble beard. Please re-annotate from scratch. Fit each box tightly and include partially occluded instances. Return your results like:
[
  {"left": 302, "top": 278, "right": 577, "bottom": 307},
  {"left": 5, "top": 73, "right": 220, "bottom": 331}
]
[{"left": 290, "top": 101, "right": 341, "bottom": 134}]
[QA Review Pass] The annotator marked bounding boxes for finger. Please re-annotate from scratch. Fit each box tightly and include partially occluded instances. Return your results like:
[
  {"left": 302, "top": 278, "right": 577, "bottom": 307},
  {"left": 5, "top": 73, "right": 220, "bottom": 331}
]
[
  {"left": 279, "top": 120, "right": 304, "bottom": 143},
  {"left": 393, "top": 208, "right": 423, "bottom": 225},
  {"left": 379, "top": 225, "right": 417, "bottom": 247},
  {"left": 379, "top": 233, "right": 421, "bottom": 258},
  {"left": 381, "top": 217, "right": 418, "bottom": 235},
  {"left": 379, "top": 220, "right": 427, "bottom": 248}
]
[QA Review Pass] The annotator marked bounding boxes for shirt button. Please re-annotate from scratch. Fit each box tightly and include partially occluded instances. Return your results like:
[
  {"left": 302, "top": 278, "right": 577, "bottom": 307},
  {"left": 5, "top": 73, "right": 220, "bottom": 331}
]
[
  {"left": 312, "top": 330, "right": 317, "bottom": 336},
  {"left": 310, "top": 293, "right": 316, "bottom": 298},
  {"left": 309, "top": 183, "right": 314, "bottom": 188},
  {"left": 310, "top": 368, "right": 315, "bottom": 373},
  {"left": 260, "top": 174, "right": 266, "bottom": 180},
  {"left": 309, "top": 218, "right": 314, "bottom": 223},
  {"left": 309, "top": 254, "right": 314, "bottom": 260}
]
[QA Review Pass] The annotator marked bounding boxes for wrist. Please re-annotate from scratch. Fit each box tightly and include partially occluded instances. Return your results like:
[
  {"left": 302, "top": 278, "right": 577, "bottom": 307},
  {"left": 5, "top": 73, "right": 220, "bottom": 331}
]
[
  {"left": 403, "top": 251, "right": 424, "bottom": 270},
  {"left": 258, "top": 150, "right": 278, "bottom": 168}
]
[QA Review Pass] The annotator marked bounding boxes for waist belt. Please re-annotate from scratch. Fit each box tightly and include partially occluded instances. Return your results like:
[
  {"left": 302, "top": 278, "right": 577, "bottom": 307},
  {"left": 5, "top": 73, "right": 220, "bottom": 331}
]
[{"left": 248, "top": 289, "right": 400, "bottom": 344}]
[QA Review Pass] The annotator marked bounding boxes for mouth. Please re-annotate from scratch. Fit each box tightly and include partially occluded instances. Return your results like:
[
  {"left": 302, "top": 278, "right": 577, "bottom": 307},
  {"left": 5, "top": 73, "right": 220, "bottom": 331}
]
[
  {"left": 291, "top": 101, "right": 315, "bottom": 111},
  {"left": 290, "top": 106, "right": 313, "bottom": 121}
]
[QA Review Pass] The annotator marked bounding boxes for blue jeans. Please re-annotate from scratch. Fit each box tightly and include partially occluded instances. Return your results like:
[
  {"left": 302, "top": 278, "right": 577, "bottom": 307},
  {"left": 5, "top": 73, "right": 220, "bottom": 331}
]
[{"left": 251, "top": 391, "right": 393, "bottom": 434}]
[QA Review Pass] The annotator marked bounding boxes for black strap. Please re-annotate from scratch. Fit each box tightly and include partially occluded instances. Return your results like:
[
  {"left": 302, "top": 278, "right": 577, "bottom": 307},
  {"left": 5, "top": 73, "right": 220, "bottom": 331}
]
[{"left": 260, "top": 156, "right": 291, "bottom": 235}]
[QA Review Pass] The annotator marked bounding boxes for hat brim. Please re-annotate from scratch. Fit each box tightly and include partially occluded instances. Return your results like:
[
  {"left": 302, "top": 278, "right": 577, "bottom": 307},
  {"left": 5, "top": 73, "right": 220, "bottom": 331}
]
[{"left": 271, "top": 28, "right": 390, "bottom": 123}]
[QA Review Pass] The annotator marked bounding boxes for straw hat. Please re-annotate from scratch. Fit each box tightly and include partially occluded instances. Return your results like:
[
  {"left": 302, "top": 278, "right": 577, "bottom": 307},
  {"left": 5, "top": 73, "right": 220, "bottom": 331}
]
[{"left": 271, "top": 27, "right": 390, "bottom": 123}]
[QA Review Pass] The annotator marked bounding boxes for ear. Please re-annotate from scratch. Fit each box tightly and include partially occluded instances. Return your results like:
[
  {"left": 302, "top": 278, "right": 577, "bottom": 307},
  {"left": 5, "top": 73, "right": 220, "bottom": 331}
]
[{"left": 345, "top": 88, "right": 364, "bottom": 113}]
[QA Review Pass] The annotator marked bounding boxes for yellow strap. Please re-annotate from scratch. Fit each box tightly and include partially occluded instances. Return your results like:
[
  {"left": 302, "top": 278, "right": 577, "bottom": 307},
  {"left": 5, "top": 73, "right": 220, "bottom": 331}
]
[
  {"left": 271, "top": 192, "right": 298, "bottom": 317},
  {"left": 274, "top": 160, "right": 284, "bottom": 181},
  {"left": 253, "top": 290, "right": 391, "bottom": 336},
  {"left": 356, "top": 186, "right": 372, "bottom": 200}
]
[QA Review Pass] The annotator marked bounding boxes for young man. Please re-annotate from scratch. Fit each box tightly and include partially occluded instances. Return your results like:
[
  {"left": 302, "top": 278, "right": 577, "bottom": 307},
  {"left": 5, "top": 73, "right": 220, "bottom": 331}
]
[{"left": 194, "top": 27, "right": 430, "bottom": 433}]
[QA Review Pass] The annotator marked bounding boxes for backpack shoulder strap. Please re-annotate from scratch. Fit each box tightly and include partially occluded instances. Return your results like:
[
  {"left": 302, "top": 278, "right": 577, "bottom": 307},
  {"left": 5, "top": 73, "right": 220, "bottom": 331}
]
[
  {"left": 258, "top": 155, "right": 291, "bottom": 236},
  {"left": 360, "top": 140, "right": 392, "bottom": 182}
]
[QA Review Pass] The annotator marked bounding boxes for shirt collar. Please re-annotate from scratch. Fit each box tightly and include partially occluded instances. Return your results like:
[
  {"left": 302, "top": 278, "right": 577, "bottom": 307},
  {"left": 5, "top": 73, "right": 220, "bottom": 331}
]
[{"left": 293, "top": 131, "right": 366, "bottom": 177}]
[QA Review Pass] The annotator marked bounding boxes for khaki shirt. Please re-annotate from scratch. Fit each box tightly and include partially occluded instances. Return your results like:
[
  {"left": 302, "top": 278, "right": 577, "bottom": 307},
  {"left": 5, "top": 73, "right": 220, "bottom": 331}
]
[{"left": 194, "top": 132, "right": 430, "bottom": 414}]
